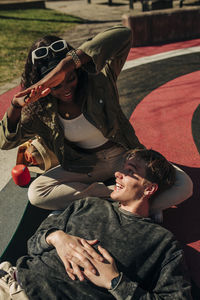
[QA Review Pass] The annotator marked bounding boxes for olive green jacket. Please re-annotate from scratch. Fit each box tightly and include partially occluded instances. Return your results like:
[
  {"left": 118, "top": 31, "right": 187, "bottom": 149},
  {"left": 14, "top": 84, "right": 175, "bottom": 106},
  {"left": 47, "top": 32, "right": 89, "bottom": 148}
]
[{"left": 0, "top": 26, "right": 143, "bottom": 172}]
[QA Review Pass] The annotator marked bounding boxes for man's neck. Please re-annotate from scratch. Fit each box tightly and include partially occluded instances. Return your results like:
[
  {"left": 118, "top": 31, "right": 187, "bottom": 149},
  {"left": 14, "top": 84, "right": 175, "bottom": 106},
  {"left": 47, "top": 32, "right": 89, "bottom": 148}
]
[{"left": 120, "top": 198, "right": 149, "bottom": 218}]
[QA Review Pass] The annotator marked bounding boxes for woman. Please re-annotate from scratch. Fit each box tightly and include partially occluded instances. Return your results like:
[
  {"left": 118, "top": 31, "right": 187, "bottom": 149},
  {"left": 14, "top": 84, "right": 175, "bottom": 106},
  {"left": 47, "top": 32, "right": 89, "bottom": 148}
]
[{"left": 0, "top": 26, "right": 193, "bottom": 214}]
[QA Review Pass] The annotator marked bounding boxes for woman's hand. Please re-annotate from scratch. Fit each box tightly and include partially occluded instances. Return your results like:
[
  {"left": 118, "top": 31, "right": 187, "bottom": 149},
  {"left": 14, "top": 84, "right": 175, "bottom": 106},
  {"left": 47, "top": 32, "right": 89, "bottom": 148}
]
[
  {"left": 46, "top": 230, "right": 103, "bottom": 281},
  {"left": 13, "top": 85, "right": 51, "bottom": 108},
  {"left": 16, "top": 56, "right": 75, "bottom": 98},
  {"left": 16, "top": 49, "right": 91, "bottom": 98}
]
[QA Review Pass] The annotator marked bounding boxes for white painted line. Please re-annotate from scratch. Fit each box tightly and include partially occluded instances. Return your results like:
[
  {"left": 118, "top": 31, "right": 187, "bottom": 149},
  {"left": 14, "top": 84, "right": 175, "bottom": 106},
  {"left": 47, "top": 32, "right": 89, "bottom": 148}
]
[{"left": 123, "top": 46, "right": 200, "bottom": 70}]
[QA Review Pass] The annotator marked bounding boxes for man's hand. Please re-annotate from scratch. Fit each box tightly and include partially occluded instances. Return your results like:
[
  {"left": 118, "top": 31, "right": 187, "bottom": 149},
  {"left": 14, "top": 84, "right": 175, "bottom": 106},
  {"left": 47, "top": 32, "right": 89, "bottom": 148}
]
[
  {"left": 46, "top": 230, "right": 103, "bottom": 281},
  {"left": 83, "top": 243, "right": 119, "bottom": 289},
  {"left": 68, "top": 239, "right": 119, "bottom": 289}
]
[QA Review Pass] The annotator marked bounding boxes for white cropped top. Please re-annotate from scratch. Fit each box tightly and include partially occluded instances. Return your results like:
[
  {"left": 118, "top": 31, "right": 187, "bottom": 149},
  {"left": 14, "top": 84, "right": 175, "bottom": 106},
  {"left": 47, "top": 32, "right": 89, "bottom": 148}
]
[{"left": 58, "top": 114, "right": 108, "bottom": 149}]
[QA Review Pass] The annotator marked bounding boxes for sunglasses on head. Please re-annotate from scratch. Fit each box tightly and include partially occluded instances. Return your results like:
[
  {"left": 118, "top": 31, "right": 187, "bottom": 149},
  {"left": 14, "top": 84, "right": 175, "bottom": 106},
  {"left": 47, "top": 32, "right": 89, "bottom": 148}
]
[{"left": 32, "top": 40, "right": 68, "bottom": 64}]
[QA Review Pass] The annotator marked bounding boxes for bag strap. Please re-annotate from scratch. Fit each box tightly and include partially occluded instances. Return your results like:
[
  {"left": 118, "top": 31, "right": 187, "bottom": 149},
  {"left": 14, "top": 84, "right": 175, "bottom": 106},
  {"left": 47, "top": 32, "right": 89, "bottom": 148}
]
[{"left": 31, "top": 138, "right": 52, "bottom": 171}]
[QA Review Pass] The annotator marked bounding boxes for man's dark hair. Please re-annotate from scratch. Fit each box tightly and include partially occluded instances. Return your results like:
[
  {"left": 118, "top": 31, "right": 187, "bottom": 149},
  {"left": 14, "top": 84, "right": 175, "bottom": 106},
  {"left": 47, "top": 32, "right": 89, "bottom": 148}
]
[{"left": 126, "top": 148, "right": 176, "bottom": 196}]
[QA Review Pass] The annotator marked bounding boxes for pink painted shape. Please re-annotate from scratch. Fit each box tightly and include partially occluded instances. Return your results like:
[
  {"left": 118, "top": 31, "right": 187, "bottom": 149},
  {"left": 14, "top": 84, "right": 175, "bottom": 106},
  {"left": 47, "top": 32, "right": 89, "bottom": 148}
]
[
  {"left": 0, "top": 85, "right": 21, "bottom": 119},
  {"left": 130, "top": 71, "right": 200, "bottom": 167},
  {"left": 188, "top": 241, "right": 200, "bottom": 252}
]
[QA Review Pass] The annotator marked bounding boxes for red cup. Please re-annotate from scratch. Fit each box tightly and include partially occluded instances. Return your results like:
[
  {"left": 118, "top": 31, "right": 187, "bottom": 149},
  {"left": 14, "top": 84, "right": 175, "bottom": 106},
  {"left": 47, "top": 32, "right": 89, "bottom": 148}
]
[{"left": 12, "top": 164, "right": 31, "bottom": 186}]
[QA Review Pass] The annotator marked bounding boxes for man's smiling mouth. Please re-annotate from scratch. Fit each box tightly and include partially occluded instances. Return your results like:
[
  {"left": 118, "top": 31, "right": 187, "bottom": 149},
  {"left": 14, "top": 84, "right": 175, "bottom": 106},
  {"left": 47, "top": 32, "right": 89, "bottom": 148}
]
[{"left": 116, "top": 182, "right": 124, "bottom": 191}]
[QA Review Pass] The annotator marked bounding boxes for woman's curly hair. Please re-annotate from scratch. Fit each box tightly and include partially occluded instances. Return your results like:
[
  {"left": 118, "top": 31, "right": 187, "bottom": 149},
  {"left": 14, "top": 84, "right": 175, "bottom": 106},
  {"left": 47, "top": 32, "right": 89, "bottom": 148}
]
[{"left": 21, "top": 35, "right": 88, "bottom": 118}]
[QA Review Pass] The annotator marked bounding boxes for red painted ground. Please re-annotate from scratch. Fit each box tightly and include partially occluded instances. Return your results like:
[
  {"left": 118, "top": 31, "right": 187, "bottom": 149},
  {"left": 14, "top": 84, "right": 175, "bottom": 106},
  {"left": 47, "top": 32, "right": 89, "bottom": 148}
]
[
  {"left": 0, "top": 85, "right": 20, "bottom": 119},
  {"left": 130, "top": 69, "right": 200, "bottom": 287},
  {"left": 130, "top": 71, "right": 200, "bottom": 168}
]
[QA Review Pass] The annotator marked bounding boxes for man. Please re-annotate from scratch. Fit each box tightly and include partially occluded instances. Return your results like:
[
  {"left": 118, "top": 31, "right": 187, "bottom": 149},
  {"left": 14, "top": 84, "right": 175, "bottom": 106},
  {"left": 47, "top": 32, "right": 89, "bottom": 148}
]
[{"left": 0, "top": 149, "right": 192, "bottom": 299}]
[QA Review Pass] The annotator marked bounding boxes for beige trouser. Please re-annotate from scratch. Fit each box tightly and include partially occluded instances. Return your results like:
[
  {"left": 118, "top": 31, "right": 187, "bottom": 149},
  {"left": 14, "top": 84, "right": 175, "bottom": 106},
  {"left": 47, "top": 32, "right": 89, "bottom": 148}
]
[
  {"left": 0, "top": 262, "right": 29, "bottom": 300},
  {"left": 28, "top": 145, "right": 126, "bottom": 210}
]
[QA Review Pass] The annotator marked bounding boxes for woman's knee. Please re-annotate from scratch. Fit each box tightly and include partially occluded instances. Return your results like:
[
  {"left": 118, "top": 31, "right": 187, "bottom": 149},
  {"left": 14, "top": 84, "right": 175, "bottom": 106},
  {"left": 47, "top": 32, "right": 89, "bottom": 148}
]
[
  {"left": 28, "top": 179, "right": 47, "bottom": 208},
  {"left": 27, "top": 176, "right": 77, "bottom": 210}
]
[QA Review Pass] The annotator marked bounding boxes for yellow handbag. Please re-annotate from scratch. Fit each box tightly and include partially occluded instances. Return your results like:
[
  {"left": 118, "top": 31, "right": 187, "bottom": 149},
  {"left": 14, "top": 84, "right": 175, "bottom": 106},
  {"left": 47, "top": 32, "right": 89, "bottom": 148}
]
[{"left": 16, "top": 135, "right": 59, "bottom": 174}]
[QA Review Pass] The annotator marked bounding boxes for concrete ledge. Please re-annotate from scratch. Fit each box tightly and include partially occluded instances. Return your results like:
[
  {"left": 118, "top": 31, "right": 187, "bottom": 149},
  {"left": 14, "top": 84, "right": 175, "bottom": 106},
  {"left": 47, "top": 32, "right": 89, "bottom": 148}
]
[
  {"left": 122, "top": 6, "right": 200, "bottom": 46},
  {"left": 0, "top": 0, "right": 45, "bottom": 9}
]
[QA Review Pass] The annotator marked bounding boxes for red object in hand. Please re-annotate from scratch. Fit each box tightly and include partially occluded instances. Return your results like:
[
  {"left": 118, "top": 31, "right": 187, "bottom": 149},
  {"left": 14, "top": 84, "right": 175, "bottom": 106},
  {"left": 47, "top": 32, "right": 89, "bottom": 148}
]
[{"left": 12, "top": 164, "right": 31, "bottom": 186}]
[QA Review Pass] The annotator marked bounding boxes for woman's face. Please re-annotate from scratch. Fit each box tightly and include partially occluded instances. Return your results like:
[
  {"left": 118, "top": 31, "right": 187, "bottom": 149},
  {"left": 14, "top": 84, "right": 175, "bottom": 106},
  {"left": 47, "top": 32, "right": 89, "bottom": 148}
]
[{"left": 50, "top": 70, "right": 78, "bottom": 103}]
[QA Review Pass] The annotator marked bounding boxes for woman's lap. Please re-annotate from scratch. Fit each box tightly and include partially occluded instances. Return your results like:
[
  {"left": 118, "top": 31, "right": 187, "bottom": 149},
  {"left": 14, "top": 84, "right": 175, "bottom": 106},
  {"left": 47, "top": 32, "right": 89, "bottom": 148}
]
[{"left": 28, "top": 145, "right": 126, "bottom": 210}]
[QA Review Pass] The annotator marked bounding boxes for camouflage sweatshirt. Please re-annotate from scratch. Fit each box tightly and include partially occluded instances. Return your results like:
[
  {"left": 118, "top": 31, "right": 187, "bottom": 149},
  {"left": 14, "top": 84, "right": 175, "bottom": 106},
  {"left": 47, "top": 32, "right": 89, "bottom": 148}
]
[{"left": 17, "top": 197, "right": 192, "bottom": 299}]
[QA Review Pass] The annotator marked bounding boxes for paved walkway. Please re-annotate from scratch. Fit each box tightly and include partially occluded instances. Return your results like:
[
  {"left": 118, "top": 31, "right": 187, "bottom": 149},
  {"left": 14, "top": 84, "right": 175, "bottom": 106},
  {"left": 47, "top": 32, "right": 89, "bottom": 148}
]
[
  {"left": 46, "top": 0, "right": 136, "bottom": 51},
  {"left": 46, "top": 0, "right": 180, "bottom": 47}
]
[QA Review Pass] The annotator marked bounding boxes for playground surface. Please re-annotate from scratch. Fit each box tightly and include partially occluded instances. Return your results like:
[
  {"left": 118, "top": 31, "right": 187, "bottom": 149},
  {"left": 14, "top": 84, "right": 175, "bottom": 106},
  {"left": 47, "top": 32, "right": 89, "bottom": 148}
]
[{"left": 0, "top": 0, "right": 199, "bottom": 297}]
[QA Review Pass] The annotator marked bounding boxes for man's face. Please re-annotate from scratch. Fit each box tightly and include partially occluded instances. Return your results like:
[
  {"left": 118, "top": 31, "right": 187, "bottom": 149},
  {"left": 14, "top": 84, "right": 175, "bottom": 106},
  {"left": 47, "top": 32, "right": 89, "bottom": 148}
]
[{"left": 111, "top": 156, "right": 149, "bottom": 204}]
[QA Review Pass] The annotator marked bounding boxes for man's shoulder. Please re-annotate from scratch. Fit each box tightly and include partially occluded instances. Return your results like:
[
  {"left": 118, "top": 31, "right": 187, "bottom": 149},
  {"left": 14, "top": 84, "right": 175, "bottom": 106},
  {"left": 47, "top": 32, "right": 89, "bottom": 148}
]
[
  {"left": 149, "top": 219, "right": 175, "bottom": 238},
  {"left": 154, "top": 223, "right": 183, "bottom": 256},
  {"left": 140, "top": 217, "right": 178, "bottom": 246}
]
